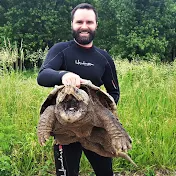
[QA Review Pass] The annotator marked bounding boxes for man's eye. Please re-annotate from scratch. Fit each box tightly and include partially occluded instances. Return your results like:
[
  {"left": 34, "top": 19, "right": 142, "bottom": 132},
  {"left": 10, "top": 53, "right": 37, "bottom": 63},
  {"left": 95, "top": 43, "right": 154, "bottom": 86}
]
[
  {"left": 77, "top": 21, "right": 82, "bottom": 24},
  {"left": 87, "top": 21, "right": 93, "bottom": 24}
]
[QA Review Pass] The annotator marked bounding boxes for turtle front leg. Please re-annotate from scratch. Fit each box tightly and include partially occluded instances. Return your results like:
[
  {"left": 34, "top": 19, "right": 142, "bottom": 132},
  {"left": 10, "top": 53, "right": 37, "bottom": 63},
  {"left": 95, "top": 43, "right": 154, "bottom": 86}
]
[
  {"left": 96, "top": 109, "right": 137, "bottom": 166},
  {"left": 96, "top": 108, "right": 132, "bottom": 153},
  {"left": 37, "top": 105, "right": 56, "bottom": 146}
]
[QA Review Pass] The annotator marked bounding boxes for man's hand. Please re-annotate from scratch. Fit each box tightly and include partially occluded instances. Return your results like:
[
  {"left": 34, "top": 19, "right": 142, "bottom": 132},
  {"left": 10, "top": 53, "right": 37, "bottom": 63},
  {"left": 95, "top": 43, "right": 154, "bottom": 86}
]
[{"left": 61, "top": 72, "right": 87, "bottom": 88}]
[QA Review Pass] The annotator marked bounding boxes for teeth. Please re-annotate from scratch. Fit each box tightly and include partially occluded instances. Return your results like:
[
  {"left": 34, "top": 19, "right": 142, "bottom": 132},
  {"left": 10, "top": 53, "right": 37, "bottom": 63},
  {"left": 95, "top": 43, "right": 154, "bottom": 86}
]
[{"left": 69, "top": 108, "right": 75, "bottom": 110}]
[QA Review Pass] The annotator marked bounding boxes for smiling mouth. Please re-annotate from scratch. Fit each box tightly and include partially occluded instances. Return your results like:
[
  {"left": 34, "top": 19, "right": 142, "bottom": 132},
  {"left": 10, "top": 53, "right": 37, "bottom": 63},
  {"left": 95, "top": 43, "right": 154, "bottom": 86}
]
[{"left": 79, "top": 32, "right": 89, "bottom": 35}]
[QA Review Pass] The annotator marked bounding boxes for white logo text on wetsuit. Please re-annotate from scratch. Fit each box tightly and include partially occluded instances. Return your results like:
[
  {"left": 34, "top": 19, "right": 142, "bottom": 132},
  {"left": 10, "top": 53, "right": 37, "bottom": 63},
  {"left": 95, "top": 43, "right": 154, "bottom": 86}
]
[
  {"left": 58, "top": 146, "right": 66, "bottom": 176},
  {"left": 75, "top": 60, "right": 94, "bottom": 66}
]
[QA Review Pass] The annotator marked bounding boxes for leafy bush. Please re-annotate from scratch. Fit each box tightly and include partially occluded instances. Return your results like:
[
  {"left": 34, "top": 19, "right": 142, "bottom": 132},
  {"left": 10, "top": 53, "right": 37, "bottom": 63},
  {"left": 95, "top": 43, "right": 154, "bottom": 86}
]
[{"left": 0, "top": 153, "right": 12, "bottom": 176}]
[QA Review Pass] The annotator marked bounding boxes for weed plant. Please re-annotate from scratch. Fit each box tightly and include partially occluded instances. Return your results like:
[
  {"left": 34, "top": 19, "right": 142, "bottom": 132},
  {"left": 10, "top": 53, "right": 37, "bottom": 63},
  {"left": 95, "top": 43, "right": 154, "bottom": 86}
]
[{"left": 0, "top": 60, "right": 176, "bottom": 175}]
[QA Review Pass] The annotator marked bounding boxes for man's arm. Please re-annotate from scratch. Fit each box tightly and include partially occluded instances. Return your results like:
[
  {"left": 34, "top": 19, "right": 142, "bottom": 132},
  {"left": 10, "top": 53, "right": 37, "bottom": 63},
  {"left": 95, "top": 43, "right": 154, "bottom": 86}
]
[
  {"left": 37, "top": 42, "right": 86, "bottom": 88},
  {"left": 102, "top": 55, "right": 120, "bottom": 104},
  {"left": 37, "top": 43, "right": 69, "bottom": 87}
]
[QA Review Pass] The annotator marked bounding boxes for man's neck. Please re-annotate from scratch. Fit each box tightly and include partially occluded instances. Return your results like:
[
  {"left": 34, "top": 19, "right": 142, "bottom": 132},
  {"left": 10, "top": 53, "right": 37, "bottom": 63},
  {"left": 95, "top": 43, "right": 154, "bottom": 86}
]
[{"left": 74, "top": 39, "right": 93, "bottom": 48}]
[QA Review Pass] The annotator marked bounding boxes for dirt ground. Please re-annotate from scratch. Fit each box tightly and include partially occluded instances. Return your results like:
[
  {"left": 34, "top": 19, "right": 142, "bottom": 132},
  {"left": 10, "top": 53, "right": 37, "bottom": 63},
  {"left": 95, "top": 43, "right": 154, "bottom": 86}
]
[
  {"left": 112, "top": 170, "right": 176, "bottom": 176},
  {"left": 79, "top": 170, "right": 176, "bottom": 176},
  {"left": 48, "top": 169, "right": 176, "bottom": 176}
]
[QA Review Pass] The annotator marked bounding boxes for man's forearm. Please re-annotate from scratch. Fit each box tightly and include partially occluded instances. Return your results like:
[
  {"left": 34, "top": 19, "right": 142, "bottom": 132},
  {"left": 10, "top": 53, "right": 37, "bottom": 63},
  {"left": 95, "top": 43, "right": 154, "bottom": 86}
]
[{"left": 37, "top": 68, "right": 68, "bottom": 87}]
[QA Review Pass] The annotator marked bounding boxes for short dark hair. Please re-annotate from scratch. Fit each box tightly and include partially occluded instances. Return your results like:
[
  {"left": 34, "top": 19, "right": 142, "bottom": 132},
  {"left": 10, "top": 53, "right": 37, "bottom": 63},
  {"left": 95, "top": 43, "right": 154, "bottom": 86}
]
[{"left": 71, "top": 3, "right": 98, "bottom": 22}]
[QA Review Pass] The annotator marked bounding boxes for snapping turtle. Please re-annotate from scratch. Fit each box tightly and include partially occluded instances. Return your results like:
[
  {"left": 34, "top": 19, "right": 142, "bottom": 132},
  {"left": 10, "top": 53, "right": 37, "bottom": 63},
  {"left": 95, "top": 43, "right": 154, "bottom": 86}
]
[{"left": 37, "top": 81, "right": 137, "bottom": 166}]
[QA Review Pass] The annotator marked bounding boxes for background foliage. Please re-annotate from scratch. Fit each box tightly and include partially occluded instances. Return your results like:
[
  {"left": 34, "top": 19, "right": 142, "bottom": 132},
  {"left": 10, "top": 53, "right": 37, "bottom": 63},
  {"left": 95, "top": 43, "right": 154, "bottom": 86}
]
[
  {"left": 0, "top": 1, "right": 176, "bottom": 175},
  {"left": 0, "top": 60, "right": 176, "bottom": 175},
  {"left": 0, "top": 0, "right": 176, "bottom": 66},
  {"left": 0, "top": 47, "right": 175, "bottom": 176}
]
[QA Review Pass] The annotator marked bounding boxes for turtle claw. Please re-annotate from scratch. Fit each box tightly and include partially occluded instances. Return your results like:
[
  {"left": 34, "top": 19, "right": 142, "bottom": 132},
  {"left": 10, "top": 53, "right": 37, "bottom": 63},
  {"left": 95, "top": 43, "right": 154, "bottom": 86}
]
[{"left": 116, "top": 150, "right": 137, "bottom": 167}]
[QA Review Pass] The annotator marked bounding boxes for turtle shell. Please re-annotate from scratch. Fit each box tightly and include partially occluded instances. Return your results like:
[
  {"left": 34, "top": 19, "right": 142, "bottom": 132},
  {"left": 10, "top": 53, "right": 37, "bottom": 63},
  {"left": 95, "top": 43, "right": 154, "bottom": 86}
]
[{"left": 40, "top": 81, "right": 116, "bottom": 116}]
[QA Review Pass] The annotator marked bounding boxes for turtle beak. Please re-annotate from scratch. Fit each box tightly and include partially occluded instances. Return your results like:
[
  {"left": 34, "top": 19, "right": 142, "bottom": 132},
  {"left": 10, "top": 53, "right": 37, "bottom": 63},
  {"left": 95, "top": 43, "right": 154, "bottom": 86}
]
[{"left": 57, "top": 86, "right": 84, "bottom": 102}]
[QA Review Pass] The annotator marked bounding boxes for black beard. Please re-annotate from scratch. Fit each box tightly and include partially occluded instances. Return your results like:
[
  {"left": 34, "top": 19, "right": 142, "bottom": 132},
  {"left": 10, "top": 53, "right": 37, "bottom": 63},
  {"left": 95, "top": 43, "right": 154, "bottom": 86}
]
[{"left": 72, "top": 29, "right": 96, "bottom": 45}]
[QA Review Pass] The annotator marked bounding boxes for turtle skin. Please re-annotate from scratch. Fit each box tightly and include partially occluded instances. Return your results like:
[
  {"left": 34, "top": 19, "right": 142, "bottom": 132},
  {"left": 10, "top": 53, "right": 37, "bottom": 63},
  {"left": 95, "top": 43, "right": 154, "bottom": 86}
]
[{"left": 37, "top": 81, "right": 137, "bottom": 166}]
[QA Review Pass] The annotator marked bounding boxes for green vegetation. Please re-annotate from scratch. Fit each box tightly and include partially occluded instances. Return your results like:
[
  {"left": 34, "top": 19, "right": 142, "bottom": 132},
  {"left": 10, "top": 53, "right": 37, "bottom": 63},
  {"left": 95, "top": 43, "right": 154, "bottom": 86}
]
[
  {"left": 0, "top": 60, "right": 176, "bottom": 175},
  {"left": 0, "top": 0, "right": 176, "bottom": 62},
  {"left": 0, "top": 1, "right": 175, "bottom": 175}
]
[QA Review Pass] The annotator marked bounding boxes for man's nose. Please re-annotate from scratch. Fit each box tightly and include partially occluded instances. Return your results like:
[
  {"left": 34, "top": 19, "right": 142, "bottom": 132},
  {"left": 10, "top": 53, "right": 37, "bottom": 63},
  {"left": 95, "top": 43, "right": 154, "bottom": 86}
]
[{"left": 81, "top": 22, "right": 88, "bottom": 29}]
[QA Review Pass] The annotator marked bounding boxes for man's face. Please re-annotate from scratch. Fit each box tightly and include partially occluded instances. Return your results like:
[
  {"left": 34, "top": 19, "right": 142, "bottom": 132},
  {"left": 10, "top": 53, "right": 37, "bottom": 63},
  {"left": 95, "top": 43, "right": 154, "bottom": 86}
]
[{"left": 71, "top": 9, "right": 97, "bottom": 45}]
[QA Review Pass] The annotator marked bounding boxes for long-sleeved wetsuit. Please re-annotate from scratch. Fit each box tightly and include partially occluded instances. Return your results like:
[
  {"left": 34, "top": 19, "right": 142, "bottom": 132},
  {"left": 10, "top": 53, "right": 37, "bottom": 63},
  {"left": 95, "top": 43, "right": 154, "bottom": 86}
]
[
  {"left": 37, "top": 40, "right": 120, "bottom": 103},
  {"left": 37, "top": 40, "right": 120, "bottom": 176}
]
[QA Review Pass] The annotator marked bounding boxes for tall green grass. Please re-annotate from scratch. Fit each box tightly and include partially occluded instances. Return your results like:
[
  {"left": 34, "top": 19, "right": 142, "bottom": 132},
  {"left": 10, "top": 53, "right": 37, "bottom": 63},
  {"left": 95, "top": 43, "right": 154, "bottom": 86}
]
[
  {"left": 114, "top": 60, "right": 176, "bottom": 174},
  {"left": 0, "top": 60, "right": 176, "bottom": 175}
]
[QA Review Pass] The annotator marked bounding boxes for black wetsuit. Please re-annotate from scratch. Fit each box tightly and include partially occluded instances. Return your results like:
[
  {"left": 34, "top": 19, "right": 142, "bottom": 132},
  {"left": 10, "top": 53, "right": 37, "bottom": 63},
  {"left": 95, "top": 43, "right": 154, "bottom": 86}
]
[{"left": 37, "top": 40, "right": 120, "bottom": 176}]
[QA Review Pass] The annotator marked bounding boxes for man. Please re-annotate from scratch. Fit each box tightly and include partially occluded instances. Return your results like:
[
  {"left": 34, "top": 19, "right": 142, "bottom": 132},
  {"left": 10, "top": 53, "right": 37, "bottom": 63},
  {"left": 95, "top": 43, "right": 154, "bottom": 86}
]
[{"left": 37, "top": 3, "right": 120, "bottom": 176}]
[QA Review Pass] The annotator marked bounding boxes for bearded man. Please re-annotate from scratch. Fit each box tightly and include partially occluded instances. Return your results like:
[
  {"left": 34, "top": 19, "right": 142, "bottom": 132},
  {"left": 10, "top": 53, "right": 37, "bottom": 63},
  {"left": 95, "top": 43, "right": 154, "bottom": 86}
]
[{"left": 37, "top": 3, "right": 120, "bottom": 176}]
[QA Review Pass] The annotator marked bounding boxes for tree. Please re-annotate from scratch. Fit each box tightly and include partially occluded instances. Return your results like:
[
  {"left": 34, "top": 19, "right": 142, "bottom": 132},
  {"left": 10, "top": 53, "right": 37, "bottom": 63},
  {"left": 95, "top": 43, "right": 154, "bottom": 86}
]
[
  {"left": 0, "top": 0, "right": 175, "bottom": 62},
  {"left": 93, "top": 0, "right": 118, "bottom": 51},
  {"left": 1, "top": 0, "right": 71, "bottom": 51},
  {"left": 111, "top": 0, "right": 176, "bottom": 61}
]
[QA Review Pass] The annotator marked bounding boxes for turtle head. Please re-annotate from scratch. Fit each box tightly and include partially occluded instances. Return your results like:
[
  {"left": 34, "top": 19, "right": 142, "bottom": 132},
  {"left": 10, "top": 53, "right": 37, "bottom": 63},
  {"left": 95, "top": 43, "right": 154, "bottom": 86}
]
[{"left": 55, "top": 86, "right": 89, "bottom": 124}]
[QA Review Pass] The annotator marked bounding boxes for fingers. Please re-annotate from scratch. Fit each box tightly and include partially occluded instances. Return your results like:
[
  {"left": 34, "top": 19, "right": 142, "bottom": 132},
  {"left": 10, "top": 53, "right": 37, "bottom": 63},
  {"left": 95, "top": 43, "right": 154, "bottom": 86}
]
[
  {"left": 62, "top": 73, "right": 90, "bottom": 88},
  {"left": 62, "top": 72, "right": 81, "bottom": 87},
  {"left": 76, "top": 77, "right": 81, "bottom": 87},
  {"left": 80, "top": 78, "right": 89, "bottom": 84}
]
